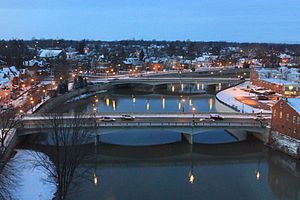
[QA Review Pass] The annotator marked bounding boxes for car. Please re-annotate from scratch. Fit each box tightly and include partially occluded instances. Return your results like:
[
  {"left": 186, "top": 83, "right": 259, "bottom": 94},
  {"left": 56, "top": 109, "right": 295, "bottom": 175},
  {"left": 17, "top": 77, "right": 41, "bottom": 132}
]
[
  {"left": 100, "top": 117, "right": 116, "bottom": 122},
  {"left": 199, "top": 118, "right": 215, "bottom": 122},
  {"left": 257, "top": 95, "right": 269, "bottom": 100},
  {"left": 209, "top": 114, "right": 224, "bottom": 120},
  {"left": 121, "top": 114, "right": 135, "bottom": 120}
]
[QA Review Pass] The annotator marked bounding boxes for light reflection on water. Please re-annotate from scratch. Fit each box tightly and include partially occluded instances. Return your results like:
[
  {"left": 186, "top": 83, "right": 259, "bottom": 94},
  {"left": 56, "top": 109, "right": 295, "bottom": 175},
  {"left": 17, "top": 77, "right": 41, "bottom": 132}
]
[
  {"left": 63, "top": 94, "right": 217, "bottom": 113},
  {"left": 12, "top": 138, "right": 300, "bottom": 200}
]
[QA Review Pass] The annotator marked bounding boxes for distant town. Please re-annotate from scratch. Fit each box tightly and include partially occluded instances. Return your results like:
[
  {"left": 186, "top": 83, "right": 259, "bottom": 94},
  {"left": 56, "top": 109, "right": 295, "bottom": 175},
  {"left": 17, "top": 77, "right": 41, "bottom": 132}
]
[{"left": 0, "top": 39, "right": 300, "bottom": 199}]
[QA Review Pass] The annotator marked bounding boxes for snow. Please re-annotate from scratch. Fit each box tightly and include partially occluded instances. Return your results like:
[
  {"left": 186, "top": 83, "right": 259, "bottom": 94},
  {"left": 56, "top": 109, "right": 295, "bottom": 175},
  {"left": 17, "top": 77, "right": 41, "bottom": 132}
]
[
  {"left": 66, "top": 90, "right": 107, "bottom": 103},
  {"left": 15, "top": 150, "right": 56, "bottom": 200},
  {"left": 216, "top": 81, "right": 272, "bottom": 114},
  {"left": 0, "top": 66, "right": 20, "bottom": 87},
  {"left": 39, "top": 49, "right": 63, "bottom": 58},
  {"left": 271, "top": 131, "right": 300, "bottom": 155},
  {"left": 287, "top": 98, "right": 300, "bottom": 114},
  {"left": 261, "top": 78, "right": 296, "bottom": 85}
]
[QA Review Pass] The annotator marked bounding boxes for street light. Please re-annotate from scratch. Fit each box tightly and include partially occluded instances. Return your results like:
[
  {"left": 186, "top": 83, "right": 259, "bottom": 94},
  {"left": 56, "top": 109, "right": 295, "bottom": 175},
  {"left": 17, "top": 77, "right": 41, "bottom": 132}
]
[
  {"left": 242, "top": 100, "right": 245, "bottom": 113},
  {"left": 192, "top": 107, "right": 196, "bottom": 126}
]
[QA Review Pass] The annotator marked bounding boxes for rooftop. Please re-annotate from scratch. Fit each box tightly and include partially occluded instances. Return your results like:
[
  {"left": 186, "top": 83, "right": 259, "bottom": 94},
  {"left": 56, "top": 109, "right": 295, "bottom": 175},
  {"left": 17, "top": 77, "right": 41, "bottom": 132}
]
[{"left": 287, "top": 98, "right": 300, "bottom": 114}]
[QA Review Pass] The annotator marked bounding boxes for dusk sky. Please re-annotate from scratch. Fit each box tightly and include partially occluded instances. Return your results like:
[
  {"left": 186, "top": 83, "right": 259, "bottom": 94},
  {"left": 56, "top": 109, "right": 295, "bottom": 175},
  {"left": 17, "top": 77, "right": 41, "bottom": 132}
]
[{"left": 1, "top": 0, "right": 300, "bottom": 43}]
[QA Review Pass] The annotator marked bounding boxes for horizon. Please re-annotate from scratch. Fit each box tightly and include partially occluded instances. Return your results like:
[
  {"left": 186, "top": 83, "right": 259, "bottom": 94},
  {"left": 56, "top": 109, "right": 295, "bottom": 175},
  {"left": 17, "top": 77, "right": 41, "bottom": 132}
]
[
  {"left": 1, "top": 0, "right": 300, "bottom": 44},
  {"left": 2, "top": 38, "right": 300, "bottom": 45}
]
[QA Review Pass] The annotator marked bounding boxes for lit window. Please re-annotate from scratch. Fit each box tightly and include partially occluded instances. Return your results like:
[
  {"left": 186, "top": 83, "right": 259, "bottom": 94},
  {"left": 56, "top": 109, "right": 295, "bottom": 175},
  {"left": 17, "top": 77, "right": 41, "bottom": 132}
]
[
  {"left": 273, "top": 109, "right": 276, "bottom": 117},
  {"left": 280, "top": 112, "right": 282, "bottom": 119}
]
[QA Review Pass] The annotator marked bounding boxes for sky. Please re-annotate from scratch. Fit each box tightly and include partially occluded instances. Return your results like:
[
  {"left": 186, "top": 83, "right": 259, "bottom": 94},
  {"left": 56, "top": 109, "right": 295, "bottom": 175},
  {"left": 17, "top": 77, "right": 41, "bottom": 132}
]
[{"left": 1, "top": 0, "right": 300, "bottom": 43}]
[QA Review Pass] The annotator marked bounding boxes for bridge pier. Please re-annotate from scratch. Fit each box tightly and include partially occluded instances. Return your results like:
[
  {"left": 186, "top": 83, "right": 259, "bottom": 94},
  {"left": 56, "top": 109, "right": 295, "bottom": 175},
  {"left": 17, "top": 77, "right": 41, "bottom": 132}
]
[
  {"left": 181, "top": 133, "right": 193, "bottom": 144},
  {"left": 94, "top": 135, "right": 100, "bottom": 146}
]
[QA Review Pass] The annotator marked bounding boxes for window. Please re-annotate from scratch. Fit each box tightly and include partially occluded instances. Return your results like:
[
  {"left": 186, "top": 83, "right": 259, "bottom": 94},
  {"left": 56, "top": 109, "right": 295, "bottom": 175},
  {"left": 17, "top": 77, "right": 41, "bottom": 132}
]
[
  {"left": 273, "top": 109, "right": 276, "bottom": 117},
  {"left": 280, "top": 112, "right": 282, "bottom": 119},
  {"left": 298, "top": 117, "right": 300, "bottom": 125},
  {"left": 280, "top": 102, "right": 283, "bottom": 109},
  {"left": 293, "top": 116, "right": 297, "bottom": 124},
  {"left": 294, "top": 129, "right": 297, "bottom": 134},
  {"left": 286, "top": 114, "right": 289, "bottom": 121}
]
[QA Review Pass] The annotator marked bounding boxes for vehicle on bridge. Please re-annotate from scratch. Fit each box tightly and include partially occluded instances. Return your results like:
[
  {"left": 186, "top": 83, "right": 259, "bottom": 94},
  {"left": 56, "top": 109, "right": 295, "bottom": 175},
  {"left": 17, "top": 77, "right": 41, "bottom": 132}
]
[
  {"left": 199, "top": 118, "right": 215, "bottom": 122},
  {"left": 209, "top": 114, "right": 224, "bottom": 120},
  {"left": 121, "top": 114, "right": 135, "bottom": 120},
  {"left": 99, "top": 117, "right": 116, "bottom": 122}
]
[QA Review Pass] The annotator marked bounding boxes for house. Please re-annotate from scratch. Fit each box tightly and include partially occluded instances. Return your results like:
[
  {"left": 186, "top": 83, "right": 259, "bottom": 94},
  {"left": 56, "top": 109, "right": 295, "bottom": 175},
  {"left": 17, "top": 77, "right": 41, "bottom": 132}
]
[
  {"left": 23, "top": 59, "right": 45, "bottom": 67},
  {"left": 250, "top": 67, "right": 300, "bottom": 96},
  {"left": 270, "top": 98, "right": 300, "bottom": 158},
  {"left": 0, "top": 66, "right": 20, "bottom": 101},
  {"left": 39, "top": 49, "right": 66, "bottom": 60}
]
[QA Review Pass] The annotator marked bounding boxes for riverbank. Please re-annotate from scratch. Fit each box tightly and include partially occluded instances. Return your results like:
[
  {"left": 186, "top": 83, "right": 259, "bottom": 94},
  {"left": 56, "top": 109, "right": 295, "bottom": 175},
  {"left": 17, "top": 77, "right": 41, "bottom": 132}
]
[{"left": 216, "top": 81, "right": 272, "bottom": 114}]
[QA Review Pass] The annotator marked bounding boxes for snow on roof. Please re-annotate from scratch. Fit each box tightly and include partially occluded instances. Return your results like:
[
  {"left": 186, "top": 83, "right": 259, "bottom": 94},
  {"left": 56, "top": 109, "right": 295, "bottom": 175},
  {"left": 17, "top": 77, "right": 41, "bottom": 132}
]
[
  {"left": 287, "top": 98, "right": 300, "bottom": 114},
  {"left": 261, "top": 78, "right": 296, "bottom": 85},
  {"left": 39, "top": 49, "right": 63, "bottom": 58},
  {"left": 279, "top": 53, "right": 292, "bottom": 59},
  {"left": 0, "top": 66, "right": 19, "bottom": 87}
]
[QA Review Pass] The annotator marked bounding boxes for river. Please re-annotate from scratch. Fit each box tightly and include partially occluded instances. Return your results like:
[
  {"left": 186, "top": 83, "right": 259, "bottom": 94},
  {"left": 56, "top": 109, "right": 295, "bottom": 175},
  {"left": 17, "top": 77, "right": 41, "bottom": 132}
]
[{"left": 1, "top": 82, "right": 300, "bottom": 200}]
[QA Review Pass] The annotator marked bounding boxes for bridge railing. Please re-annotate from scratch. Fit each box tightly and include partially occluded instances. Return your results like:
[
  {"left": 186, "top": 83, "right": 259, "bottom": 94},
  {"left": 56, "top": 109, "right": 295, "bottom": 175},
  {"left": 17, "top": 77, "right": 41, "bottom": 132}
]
[
  {"left": 22, "top": 112, "right": 272, "bottom": 119},
  {"left": 22, "top": 121, "right": 265, "bottom": 129}
]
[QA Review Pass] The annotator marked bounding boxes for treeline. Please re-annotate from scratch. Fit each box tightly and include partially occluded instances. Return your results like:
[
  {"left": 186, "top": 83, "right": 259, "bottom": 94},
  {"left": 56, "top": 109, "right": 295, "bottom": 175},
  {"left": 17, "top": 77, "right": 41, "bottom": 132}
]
[{"left": 1, "top": 39, "right": 300, "bottom": 67}]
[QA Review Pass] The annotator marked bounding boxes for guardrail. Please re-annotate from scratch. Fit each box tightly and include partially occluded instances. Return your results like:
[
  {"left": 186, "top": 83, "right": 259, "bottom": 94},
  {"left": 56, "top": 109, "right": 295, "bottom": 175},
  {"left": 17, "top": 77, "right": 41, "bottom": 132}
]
[{"left": 22, "top": 121, "right": 264, "bottom": 129}]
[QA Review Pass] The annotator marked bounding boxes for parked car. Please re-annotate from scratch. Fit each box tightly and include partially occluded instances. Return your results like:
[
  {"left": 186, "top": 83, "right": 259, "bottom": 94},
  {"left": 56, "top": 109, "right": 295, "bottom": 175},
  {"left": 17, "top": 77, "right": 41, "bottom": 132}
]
[
  {"left": 209, "top": 114, "right": 224, "bottom": 120},
  {"left": 100, "top": 117, "right": 116, "bottom": 122},
  {"left": 121, "top": 114, "right": 135, "bottom": 120},
  {"left": 257, "top": 95, "right": 269, "bottom": 100}
]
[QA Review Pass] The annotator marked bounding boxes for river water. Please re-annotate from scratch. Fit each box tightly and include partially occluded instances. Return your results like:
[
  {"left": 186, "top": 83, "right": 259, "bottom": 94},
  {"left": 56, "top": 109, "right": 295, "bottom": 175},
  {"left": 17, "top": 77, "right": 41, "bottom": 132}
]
[{"left": 1, "top": 83, "right": 300, "bottom": 200}]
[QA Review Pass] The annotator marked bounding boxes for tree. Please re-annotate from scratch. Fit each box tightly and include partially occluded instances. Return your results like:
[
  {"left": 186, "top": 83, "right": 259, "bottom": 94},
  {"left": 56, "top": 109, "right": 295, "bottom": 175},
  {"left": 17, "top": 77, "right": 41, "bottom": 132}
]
[
  {"left": 139, "top": 49, "right": 145, "bottom": 61},
  {"left": 31, "top": 112, "right": 96, "bottom": 199},
  {"left": 0, "top": 108, "right": 22, "bottom": 147},
  {"left": 76, "top": 40, "right": 86, "bottom": 54}
]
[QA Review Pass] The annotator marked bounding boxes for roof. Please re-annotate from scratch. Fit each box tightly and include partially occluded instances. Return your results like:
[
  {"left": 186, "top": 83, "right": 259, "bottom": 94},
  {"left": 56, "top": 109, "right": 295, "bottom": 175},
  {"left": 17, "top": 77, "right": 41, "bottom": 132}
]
[
  {"left": 287, "top": 98, "right": 300, "bottom": 114},
  {"left": 39, "top": 49, "right": 63, "bottom": 58},
  {"left": 261, "top": 78, "right": 296, "bottom": 85}
]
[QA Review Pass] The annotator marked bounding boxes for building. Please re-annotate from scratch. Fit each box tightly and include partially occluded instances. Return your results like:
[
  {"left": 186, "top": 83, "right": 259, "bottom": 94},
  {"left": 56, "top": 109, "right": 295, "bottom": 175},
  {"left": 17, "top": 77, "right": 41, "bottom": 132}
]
[
  {"left": 250, "top": 67, "right": 300, "bottom": 96},
  {"left": 39, "top": 49, "right": 66, "bottom": 60},
  {"left": 270, "top": 98, "right": 300, "bottom": 158}
]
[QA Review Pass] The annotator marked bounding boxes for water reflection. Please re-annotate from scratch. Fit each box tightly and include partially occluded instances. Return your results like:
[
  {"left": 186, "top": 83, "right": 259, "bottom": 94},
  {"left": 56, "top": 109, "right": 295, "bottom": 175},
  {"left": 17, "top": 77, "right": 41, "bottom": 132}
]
[
  {"left": 14, "top": 138, "right": 300, "bottom": 200},
  {"left": 57, "top": 82, "right": 230, "bottom": 113}
]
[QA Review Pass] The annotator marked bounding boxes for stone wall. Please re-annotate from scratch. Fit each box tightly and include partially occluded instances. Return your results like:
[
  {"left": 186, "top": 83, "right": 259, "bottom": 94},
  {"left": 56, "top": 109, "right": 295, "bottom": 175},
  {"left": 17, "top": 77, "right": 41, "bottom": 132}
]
[
  {"left": 269, "top": 131, "right": 300, "bottom": 158},
  {"left": 36, "top": 83, "right": 111, "bottom": 113}
]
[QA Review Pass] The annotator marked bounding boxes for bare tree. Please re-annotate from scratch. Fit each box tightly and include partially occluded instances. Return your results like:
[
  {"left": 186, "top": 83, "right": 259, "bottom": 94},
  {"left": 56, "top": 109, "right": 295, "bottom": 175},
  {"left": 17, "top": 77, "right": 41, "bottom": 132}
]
[
  {"left": 0, "top": 108, "right": 22, "bottom": 148},
  {"left": 0, "top": 151, "right": 19, "bottom": 200},
  {"left": 31, "top": 112, "right": 96, "bottom": 200}
]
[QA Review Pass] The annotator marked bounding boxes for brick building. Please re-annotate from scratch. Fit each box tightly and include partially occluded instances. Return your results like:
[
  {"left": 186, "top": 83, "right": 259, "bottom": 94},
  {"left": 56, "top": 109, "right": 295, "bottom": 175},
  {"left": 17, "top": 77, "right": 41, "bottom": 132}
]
[
  {"left": 250, "top": 68, "right": 300, "bottom": 96},
  {"left": 270, "top": 98, "right": 300, "bottom": 157}
]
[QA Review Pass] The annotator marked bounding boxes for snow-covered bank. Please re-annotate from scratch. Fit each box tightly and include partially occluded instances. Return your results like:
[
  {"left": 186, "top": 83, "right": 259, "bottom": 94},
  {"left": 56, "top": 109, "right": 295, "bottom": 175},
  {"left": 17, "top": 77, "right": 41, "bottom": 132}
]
[
  {"left": 66, "top": 90, "right": 107, "bottom": 103},
  {"left": 216, "top": 81, "right": 272, "bottom": 114},
  {"left": 270, "top": 131, "right": 300, "bottom": 158}
]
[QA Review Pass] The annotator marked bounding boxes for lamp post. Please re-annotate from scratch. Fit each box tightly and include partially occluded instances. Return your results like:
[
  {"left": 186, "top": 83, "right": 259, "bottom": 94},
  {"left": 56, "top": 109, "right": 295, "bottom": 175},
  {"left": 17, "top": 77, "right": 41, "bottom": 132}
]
[
  {"left": 192, "top": 107, "right": 196, "bottom": 126},
  {"left": 242, "top": 100, "right": 245, "bottom": 113}
]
